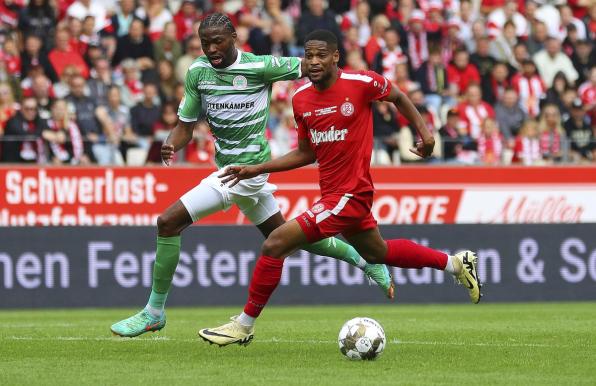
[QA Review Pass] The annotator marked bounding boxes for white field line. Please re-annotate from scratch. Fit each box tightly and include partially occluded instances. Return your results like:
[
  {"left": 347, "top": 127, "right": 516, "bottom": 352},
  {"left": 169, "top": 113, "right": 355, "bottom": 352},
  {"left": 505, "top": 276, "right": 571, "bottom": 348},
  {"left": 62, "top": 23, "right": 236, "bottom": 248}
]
[{"left": 1, "top": 336, "right": 577, "bottom": 349}]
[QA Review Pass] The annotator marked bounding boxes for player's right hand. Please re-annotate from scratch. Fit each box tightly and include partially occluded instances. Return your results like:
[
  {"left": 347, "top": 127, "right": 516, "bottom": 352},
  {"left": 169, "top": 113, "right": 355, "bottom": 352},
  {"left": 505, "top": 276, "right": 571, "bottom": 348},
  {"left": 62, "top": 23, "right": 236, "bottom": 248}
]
[
  {"left": 219, "top": 165, "right": 261, "bottom": 187},
  {"left": 161, "top": 143, "right": 175, "bottom": 166}
]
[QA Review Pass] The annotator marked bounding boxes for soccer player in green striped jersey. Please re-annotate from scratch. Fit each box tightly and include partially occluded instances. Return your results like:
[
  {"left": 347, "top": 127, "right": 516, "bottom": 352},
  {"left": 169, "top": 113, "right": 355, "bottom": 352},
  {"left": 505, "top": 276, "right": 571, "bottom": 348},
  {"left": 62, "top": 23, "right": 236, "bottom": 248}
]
[{"left": 110, "top": 13, "right": 393, "bottom": 338}]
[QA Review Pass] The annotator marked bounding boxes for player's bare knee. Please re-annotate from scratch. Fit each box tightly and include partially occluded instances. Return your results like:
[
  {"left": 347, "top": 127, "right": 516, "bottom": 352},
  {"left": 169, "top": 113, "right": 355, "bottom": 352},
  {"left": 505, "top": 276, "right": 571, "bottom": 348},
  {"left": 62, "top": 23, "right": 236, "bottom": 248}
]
[
  {"left": 157, "top": 213, "right": 180, "bottom": 236},
  {"left": 261, "top": 235, "right": 285, "bottom": 258}
]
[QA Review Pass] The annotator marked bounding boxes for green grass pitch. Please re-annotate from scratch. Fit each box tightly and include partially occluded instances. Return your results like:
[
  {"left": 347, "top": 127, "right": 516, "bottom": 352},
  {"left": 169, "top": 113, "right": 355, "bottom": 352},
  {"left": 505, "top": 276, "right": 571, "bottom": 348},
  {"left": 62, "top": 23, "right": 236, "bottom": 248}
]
[{"left": 1, "top": 302, "right": 595, "bottom": 385}]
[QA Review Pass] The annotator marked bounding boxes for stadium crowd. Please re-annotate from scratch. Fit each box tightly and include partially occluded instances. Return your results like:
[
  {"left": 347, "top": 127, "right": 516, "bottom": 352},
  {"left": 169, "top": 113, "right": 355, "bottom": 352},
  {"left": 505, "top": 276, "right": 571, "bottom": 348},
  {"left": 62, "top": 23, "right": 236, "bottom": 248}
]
[{"left": 0, "top": 0, "right": 594, "bottom": 166}]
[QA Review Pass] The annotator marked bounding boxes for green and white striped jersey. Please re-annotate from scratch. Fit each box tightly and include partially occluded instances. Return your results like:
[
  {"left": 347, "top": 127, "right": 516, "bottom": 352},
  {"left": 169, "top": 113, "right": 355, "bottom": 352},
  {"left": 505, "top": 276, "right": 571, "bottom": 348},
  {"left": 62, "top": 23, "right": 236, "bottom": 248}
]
[{"left": 178, "top": 51, "right": 301, "bottom": 168}]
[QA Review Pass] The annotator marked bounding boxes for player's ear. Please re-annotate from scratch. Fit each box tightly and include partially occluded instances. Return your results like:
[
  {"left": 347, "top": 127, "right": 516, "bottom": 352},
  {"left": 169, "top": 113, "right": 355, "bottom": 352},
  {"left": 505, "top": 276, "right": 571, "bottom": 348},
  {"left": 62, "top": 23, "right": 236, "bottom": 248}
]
[
  {"left": 333, "top": 49, "right": 339, "bottom": 65},
  {"left": 231, "top": 31, "right": 238, "bottom": 41}
]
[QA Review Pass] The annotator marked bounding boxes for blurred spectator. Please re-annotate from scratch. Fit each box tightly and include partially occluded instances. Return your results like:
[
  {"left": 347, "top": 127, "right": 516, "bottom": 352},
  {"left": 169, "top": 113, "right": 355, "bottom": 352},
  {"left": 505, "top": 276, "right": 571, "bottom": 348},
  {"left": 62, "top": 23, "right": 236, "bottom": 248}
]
[
  {"left": 487, "top": 0, "right": 528, "bottom": 39},
  {"left": 405, "top": 10, "right": 428, "bottom": 71},
  {"left": 512, "top": 119, "right": 542, "bottom": 165},
  {"left": 544, "top": 71, "right": 571, "bottom": 110},
  {"left": 533, "top": 37, "right": 579, "bottom": 87},
  {"left": 105, "top": 85, "right": 136, "bottom": 163},
  {"left": 483, "top": 61, "right": 510, "bottom": 105},
  {"left": 0, "top": 82, "right": 18, "bottom": 134},
  {"left": 538, "top": 103, "right": 565, "bottom": 163},
  {"left": 135, "top": 0, "right": 172, "bottom": 42},
  {"left": 87, "top": 58, "right": 113, "bottom": 107},
  {"left": 571, "top": 40, "right": 594, "bottom": 85},
  {"left": 415, "top": 48, "right": 453, "bottom": 114},
  {"left": 185, "top": 120, "right": 215, "bottom": 165},
  {"left": 297, "top": 0, "right": 344, "bottom": 63},
  {"left": 20, "top": 34, "right": 58, "bottom": 83},
  {"left": 2, "top": 96, "right": 47, "bottom": 163},
  {"left": 173, "top": 0, "right": 201, "bottom": 42},
  {"left": 67, "top": 0, "right": 107, "bottom": 32},
  {"left": 471, "top": 37, "right": 497, "bottom": 82},
  {"left": 112, "top": 18, "right": 155, "bottom": 71},
  {"left": 235, "top": 25, "right": 253, "bottom": 52},
  {"left": 372, "top": 28, "right": 407, "bottom": 82},
  {"left": 146, "top": 101, "right": 178, "bottom": 164},
  {"left": 526, "top": 20, "right": 548, "bottom": 56},
  {"left": 372, "top": 101, "right": 399, "bottom": 162},
  {"left": 340, "top": 0, "right": 371, "bottom": 48},
  {"left": 495, "top": 88, "right": 527, "bottom": 141},
  {"left": 102, "top": 0, "right": 146, "bottom": 38},
  {"left": 511, "top": 59, "right": 545, "bottom": 118},
  {"left": 458, "top": 83, "right": 496, "bottom": 139},
  {"left": 48, "top": 29, "right": 89, "bottom": 79},
  {"left": 564, "top": 98, "right": 594, "bottom": 162},
  {"left": 154, "top": 21, "right": 182, "bottom": 64},
  {"left": 457, "top": 0, "right": 478, "bottom": 44},
  {"left": 262, "top": 0, "right": 295, "bottom": 42},
  {"left": 489, "top": 20, "right": 517, "bottom": 66},
  {"left": 18, "top": 0, "right": 56, "bottom": 48},
  {"left": 157, "top": 60, "right": 178, "bottom": 103},
  {"left": 399, "top": 105, "right": 439, "bottom": 162},
  {"left": 511, "top": 42, "right": 530, "bottom": 72},
  {"left": 24, "top": 73, "right": 54, "bottom": 120},
  {"left": 1, "top": 36, "right": 21, "bottom": 78},
  {"left": 254, "top": 21, "right": 291, "bottom": 57},
  {"left": 66, "top": 74, "right": 118, "bottom": 164},
  {"left": 118, "top": 59, "right": 144, "bottom": 108},
  {"left": 559, "top": 4, "right": 587, "bottom": 41},
  {"left": 440, "top": 107, "right": 477, "bottom": 163},
  {"left": 364, "top": 14, "right": 390, "bottom": 66},
  {"left": 477, "top": 118, "right": 505, "bottom": 165},
  {"left": 578, "top": 67, "right": 596, "bottom": 123},
  {"left": 447, "top": 49, "right": 481, "bottom": 95},
  {"left": 130, "top": 83, "right": 160, "bottom": 151},
  {"left": 344, "top": 50, "right": 368, "bottom": 72},
  {"left": 42, "top": 99, "right": 85, "bottom": 165},
  {"left": 393, "top": 63, "right": 416, "bottom": 95},
  {"left": 175, "top": 36, "right": 202, "bottom": 83},
  {"left": 79, "top": 15, "right": 101, "bottom": 51}
]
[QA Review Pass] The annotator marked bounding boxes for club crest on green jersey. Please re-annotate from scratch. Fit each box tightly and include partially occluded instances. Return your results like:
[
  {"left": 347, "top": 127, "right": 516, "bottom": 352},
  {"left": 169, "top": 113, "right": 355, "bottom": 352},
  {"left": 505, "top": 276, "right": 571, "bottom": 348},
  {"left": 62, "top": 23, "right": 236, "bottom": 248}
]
[{"left": 233, "top": 75, "right": 248, "bottom": 90}]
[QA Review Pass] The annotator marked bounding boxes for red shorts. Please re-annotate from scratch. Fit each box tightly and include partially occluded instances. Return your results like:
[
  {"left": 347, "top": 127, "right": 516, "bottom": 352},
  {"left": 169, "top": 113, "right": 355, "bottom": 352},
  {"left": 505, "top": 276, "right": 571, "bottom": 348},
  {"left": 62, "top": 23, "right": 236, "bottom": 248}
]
[{"left": 295, "top": 192, "right": 377, "bottom": 243}]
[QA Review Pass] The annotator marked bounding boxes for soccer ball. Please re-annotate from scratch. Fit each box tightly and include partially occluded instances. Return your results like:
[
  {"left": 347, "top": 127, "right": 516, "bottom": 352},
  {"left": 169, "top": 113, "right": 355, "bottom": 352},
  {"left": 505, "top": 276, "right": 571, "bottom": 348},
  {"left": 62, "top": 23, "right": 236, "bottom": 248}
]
[{"left": 338, "top": 317, "right": 386, "bottom": 360}]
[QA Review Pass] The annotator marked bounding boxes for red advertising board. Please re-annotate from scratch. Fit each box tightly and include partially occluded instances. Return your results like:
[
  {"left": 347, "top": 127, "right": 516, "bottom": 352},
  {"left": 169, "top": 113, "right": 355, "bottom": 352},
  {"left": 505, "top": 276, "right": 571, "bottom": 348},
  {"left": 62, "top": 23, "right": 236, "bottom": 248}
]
[{"left": 1, "top": 166, "right": 595, "bottom": 226}]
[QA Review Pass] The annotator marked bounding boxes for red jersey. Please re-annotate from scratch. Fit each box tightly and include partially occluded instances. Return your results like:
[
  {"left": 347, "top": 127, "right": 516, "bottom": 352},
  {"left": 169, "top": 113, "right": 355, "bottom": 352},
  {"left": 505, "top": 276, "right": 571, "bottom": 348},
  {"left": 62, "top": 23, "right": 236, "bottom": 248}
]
[{"left": 292, "top": 70, "right": 391, "bottom": 198}]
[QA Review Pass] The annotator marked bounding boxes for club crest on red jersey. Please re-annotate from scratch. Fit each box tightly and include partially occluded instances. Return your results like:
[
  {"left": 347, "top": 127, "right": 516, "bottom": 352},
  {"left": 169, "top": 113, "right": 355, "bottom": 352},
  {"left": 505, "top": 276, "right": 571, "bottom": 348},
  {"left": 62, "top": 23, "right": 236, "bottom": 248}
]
[{"left": 340, "top": 101, "right": 354, "bottom": 117}]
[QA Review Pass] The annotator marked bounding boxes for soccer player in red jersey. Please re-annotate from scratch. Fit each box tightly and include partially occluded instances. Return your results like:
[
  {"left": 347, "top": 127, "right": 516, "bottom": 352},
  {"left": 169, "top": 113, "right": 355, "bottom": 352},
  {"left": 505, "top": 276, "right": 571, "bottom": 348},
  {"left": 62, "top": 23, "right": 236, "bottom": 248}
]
[{"left": 199, "top": 30, "right": 482, "bottom": 347}]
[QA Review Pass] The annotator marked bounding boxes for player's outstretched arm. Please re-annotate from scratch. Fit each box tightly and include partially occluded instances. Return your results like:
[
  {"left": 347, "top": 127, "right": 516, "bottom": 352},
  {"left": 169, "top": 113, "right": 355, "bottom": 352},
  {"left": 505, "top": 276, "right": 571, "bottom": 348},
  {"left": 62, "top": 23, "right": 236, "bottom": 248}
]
[
  {"left": 161, "top": 120, "right": 195, "bottom": 165},
  {"left": 382, "top": 87, "right": 435, "bottom": 158},
  {"left": 220, "top": 138, "right": 316, "bottom": 187}
]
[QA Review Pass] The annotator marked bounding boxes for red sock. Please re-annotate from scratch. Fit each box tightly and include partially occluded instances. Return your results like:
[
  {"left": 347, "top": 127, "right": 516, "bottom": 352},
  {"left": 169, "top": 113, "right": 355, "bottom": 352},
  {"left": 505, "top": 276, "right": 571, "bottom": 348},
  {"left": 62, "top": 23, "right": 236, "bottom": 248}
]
[
  {"left": 384, "top": 239, "right": 448, "bottom": 270},
  {"left": 243, "top": 255, "right": 285, "bottom": 318}
]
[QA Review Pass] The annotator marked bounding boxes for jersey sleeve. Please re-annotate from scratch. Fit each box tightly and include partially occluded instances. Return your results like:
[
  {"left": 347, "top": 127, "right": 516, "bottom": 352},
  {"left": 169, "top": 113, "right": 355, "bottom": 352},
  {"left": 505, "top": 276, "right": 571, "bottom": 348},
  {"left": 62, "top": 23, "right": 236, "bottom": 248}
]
[
  {"left": 292, "top": 98, "right": 308, "bottom": 140},
  {"left": 177, "top": 68, "right": 202, "bottom": 122},
  {"left": 262, "top": 55, "right": 302, "bottom": 83},
  {"left": 362, "top": 70, "right": 392, "bottom": 102}
]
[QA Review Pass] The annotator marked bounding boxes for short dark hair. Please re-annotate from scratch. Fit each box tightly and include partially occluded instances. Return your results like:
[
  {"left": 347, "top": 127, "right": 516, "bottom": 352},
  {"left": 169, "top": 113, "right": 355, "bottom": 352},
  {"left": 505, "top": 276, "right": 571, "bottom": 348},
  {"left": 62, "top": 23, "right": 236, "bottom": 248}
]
[
  {"left": 305, "top": 29, "right": 338, "bottom": 50},
  {"left": 199, "top": 13, "right": 236, "bottom": 34}
]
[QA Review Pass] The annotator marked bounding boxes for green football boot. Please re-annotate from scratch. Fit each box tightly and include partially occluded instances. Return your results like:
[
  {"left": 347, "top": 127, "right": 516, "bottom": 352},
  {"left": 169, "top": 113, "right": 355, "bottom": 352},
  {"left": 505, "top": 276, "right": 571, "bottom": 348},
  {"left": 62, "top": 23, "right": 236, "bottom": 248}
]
[
  {"left": 111, "top": 309, "right": 166, "bottom": 337},
  {"left": 364, "top": 263, "right": 395, "bottom": 299}
]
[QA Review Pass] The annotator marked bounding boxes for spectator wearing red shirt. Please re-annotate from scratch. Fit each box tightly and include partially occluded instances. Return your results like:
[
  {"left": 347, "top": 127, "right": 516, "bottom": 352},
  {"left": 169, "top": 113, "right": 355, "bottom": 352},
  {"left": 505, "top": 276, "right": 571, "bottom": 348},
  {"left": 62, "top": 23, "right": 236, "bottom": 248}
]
[
  {"left": 578, "top": 67, "right": 596, "bottom": 124},
  {"left": 48, "top": 29, "right": 89, "bottom": 79},
  {"left": 512, "top": 119, "right": 542, "bottom": 165},
  {"left": 406, "top": 10, "right": 429, "bottom": 71},
  {"left": 173, "top": 0, "right": 201, "bottom": 42},
  {"left": 538, "top": 104, "right": 565, "bottom": 163},
  {"left": 512, "top": 59, "right": 546, "bottom": 118},
  {"left": 447, "top": 49, "right": 481, "bottom": 95},
  {"left": 0, "top": 37, "right": 21, "bottom": 77},
  {"left": 477, "top": 118, "right": 505, "bottom": 165},
  {"left": 364, "top": 14, "right": 390, "bottom": 66},
  {"left": 372, "top": 28, "right": 407, "bottom": 82},
  {"left": 458, "top": 83, "right": 496, "bottom": 139}
]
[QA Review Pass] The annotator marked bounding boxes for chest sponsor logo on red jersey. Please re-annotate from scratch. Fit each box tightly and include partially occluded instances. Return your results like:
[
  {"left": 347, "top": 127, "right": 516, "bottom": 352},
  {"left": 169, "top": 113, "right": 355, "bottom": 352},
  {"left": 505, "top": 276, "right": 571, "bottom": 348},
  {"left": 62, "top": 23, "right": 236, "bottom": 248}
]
[
  {"left": 309, "top": 126, "right": 348, "bottom": 146},
  {"left": 315, "top": 106, "right": 337, "bottom": 116}
]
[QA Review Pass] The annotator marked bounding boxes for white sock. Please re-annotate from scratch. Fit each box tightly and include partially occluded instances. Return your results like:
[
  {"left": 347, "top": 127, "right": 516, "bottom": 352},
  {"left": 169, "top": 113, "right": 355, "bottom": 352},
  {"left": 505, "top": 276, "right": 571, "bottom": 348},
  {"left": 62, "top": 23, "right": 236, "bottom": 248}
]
[
  {"left": 357, "top": 257, "right": 367, "bottom": 269},
  {"left": 444, "top": 256, "right": 457, "bottom": 275},
  {"left": 145, "top": 304, "right": 163, "bottom": 318},
  {"left": 237, "top": 312, "right": 256, "bottom": 327}
]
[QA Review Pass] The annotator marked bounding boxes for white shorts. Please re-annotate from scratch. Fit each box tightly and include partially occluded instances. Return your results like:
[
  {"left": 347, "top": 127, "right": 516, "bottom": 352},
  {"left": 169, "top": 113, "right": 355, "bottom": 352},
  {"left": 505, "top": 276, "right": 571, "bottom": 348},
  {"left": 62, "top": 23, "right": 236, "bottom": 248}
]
[{"left": 180, "top": 170, "right": 280, "bottom": 225}]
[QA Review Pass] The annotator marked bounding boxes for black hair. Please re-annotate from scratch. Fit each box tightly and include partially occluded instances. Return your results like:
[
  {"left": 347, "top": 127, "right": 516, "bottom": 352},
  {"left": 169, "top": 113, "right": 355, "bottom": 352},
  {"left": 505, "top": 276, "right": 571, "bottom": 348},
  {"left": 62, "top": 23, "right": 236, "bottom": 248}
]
[
  {"left": 305, "top": 29, "right": 338, "bottom": 50},
  {"left": 199, "top": 13, "right": 236, "bottom": 34}
]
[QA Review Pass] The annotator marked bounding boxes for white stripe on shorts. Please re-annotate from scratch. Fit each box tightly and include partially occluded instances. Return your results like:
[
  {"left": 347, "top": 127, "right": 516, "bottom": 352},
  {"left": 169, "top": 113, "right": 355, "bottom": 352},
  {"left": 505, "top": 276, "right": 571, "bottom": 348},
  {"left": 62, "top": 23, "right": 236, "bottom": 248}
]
[{"left": 315, "top": 193, "right": 354, "bottom": 224}]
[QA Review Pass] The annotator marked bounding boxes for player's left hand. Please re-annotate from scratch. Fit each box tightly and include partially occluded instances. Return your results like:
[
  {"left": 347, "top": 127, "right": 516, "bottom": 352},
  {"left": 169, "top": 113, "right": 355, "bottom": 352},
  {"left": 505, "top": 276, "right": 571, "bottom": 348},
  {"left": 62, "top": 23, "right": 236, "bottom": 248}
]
[
  {"left": 409, "top": 138, "right": 435, "bottom": 159},
  {"left": 219, "top": 165, "right": 261, "bottom": 187}
]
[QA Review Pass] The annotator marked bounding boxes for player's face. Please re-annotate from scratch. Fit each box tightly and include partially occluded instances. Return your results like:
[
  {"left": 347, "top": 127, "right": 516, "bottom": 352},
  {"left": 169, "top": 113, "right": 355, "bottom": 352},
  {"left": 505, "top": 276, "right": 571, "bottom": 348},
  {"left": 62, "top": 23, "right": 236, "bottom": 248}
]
[
  {"left": 200, "top": 27, "right": 237, "bottom": 68},
  {"left": 304, "top": 40, "right": 339, "bottom": 85}
]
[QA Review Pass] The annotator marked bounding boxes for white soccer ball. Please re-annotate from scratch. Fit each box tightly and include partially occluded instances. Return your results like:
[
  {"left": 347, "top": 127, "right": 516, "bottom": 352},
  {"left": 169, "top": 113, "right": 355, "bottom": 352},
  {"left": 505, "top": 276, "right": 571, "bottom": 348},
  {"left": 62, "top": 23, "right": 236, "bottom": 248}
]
[{"left": 338, "top": 317, "right": 386, "bottom": 360}]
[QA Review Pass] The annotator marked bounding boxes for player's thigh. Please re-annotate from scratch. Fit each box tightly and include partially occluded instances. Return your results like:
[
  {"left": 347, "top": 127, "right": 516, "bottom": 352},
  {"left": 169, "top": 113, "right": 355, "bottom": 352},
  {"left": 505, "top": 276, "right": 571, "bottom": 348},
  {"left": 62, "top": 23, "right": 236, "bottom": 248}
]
[
  {"left": 343, "top": 227, "right": 388, "bottom": 264},
  {"left": 262, "top": 219, "right": 309, "bottom": 258},
  {"left": 179, "top": 181, "right": 228, "bottom": 222}
]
